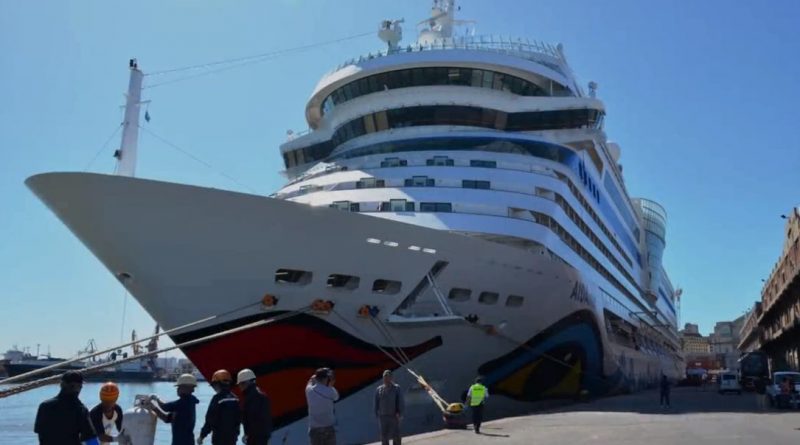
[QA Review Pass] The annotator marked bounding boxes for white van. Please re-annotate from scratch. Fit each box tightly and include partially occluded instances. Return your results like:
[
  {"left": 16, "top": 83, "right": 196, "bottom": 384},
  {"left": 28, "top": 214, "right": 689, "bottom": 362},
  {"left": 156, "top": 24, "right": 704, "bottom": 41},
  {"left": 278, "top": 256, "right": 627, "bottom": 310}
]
[{"left": 718, "top": 372, "right": 742, "bottom": 395}]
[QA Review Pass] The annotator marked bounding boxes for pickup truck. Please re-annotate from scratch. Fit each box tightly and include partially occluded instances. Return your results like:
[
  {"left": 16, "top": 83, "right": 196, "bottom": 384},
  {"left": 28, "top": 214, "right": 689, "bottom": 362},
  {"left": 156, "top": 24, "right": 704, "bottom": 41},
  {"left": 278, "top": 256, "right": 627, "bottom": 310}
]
[{"left": 766, "top": 371, "right": 800, "bottom": 408}]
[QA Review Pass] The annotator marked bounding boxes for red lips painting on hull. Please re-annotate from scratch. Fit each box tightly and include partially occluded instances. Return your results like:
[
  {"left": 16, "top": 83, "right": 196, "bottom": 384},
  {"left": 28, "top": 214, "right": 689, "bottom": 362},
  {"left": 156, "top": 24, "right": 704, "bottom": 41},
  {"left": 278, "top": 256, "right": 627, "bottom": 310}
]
[{"left": 172, "top": 312, "right": 442, "bottom": 428}]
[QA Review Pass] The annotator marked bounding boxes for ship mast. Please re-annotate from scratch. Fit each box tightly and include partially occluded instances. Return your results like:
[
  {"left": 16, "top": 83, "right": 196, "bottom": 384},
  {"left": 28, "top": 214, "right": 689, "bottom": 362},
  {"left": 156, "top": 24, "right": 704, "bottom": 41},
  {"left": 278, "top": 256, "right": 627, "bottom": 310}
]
[{"left": 114, "top": 59, "right": 145, "bottom": 177}]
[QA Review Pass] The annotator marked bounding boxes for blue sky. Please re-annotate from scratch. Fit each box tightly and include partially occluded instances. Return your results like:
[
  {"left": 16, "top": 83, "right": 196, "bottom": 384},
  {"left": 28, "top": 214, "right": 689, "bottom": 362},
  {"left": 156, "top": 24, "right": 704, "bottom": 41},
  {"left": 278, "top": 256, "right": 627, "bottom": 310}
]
[{"left": 1, "top": 0, "right": 799, "bottom": 357}]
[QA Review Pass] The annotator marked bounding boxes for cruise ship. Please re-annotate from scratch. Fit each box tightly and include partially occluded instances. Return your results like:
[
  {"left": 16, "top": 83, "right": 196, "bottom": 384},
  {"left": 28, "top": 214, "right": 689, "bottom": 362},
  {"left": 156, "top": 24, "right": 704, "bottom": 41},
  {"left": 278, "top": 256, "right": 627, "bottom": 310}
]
[{"left": 26, "top": 1, "right": 683, "bottom": 442}]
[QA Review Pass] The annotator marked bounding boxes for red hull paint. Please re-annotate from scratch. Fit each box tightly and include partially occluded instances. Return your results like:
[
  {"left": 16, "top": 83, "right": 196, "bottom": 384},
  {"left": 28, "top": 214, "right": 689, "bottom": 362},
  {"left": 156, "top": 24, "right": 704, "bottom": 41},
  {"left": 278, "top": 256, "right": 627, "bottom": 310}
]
[{"left": 175, "top": 313, "right": 442, "bottom": 428}]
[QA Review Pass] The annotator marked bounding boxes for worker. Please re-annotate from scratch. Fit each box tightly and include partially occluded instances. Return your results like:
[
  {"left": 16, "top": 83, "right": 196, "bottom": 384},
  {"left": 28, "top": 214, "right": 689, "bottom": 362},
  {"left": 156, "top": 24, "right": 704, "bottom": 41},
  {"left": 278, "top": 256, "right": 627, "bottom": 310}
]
[
  {"left": 237, "top": 368, "right": 272, "bottom": 445},
  {"left": 305, "top": 367, "right": 340, "bottom": 445},
  {"left": 34, "top": 371, "right": 98, "bottom": 445},
  {"left": 465, "top": 377, "right": 488, "bottom": 434},
  {"left": 374, "top": 369, "right": 404, "bottom": 445},
  {"left": 151, "top": 373, "right": 200, "bottom": 445},
  {"left": 89, "top": 382, "right": 125, "bottom": 445},
  {"left": 198, "top": 370, "right": 241, "bottom": 445},
  {"left": 659, "top": 375, "right": 671, "bottom": 408}
]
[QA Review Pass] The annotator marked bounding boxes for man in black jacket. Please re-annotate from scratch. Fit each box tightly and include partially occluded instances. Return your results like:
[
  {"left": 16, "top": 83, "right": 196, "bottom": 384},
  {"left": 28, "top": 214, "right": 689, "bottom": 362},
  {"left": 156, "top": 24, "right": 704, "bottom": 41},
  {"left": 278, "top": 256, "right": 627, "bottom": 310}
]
[
  {"left": 198, "top": 369, "right": 241, "bottom": 445},
  {"left": 237, "top": 368, "right": 272, "bottom": 445},
  {"left": 34, "top": 371, "right": 98, "bottom": 445}
]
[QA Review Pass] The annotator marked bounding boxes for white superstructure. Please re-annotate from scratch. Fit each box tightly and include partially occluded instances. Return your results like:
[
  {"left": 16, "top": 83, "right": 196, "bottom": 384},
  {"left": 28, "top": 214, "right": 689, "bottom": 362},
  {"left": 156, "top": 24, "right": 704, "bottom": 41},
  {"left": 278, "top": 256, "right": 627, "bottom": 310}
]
[{"left": 27, "top": 2, "right": 682, "bottom": 443}]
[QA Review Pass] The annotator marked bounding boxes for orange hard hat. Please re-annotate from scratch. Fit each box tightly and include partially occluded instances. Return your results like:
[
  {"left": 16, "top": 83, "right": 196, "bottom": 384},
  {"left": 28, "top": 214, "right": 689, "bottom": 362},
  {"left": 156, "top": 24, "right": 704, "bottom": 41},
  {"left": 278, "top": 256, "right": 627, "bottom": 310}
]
[
  {"left": 99, "top": 382, "right": 119, "bottom": 403},
  {"left": 211, "top": 369, "right": 232, "bottom": 384}
]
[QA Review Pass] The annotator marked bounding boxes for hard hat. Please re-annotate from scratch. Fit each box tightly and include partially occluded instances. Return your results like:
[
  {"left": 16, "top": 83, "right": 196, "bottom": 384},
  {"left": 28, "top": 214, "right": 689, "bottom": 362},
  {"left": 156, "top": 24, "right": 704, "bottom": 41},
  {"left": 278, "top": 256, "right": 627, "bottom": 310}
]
[
  {"left": 211, "top": 369, "right": 232, "bottom": 384},
  {"left": 175, "top": 374, "right": 198, "bottom": 387},
  {"left": 237, "top": 368, "right": 256, "bottom": 384},
  {"left": 100, "top": 382, "right": 119, "bottom": 403}
]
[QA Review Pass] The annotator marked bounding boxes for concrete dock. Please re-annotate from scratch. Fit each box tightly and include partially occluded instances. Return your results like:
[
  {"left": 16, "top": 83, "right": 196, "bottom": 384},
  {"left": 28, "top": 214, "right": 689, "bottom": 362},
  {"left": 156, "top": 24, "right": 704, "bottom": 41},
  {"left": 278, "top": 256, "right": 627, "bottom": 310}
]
[{"left": 371, "top": 387, "right": 800, "bottom": 445}]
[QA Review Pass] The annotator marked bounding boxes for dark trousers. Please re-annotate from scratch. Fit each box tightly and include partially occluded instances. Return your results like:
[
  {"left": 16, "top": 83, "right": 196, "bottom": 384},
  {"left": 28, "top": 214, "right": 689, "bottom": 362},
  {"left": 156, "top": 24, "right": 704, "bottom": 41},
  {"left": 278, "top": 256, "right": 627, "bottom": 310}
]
[
  {"left": 379, "top": 415, "right": 401, "bottom": 445},
  {"left": 245, "top": 436, "right": 270, "bottom": 445},
  {"left": 309, "top": 426, "right": 336, "bottom": 445},
  {"left": 471, "top": 404, "right": 484, "bottom": 433},
  {"left": 660, "top": 391, "right": 670, "bottom": 406}
]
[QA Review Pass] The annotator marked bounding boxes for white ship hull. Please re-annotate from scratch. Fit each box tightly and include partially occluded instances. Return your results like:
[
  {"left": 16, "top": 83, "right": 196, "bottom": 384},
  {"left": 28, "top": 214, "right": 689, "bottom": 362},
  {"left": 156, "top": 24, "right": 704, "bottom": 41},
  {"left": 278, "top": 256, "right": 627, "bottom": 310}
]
[{"left": 28, "top": 172, "right": 680, "bottom": 444}]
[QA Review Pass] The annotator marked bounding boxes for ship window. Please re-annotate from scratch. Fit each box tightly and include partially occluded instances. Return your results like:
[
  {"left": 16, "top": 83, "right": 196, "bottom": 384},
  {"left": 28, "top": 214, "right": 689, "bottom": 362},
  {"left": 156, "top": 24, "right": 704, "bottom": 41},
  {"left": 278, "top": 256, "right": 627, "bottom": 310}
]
[
  {"left": 375, "top": 111, "right": 389, "bottom": 131},
  {"left": 471, "top": 69, "right": 483, "bottom": 87},
  {"left": 367, "top": 76, "right": 379, "bottom": 93},
  {"left": 478, "top": 292, "right": 499, "bottom": 305},
  {"left": 356, "top": 177, "right": 385, "bottom": 188},
  {"left": 462, "top": 180, "right": 490, "bottom": 189},
  {"left": 320, "top": 67, "right": 560, "bottom": 116},
  {"left": 327, "top": 274, "right": 360, "bottom": 290},
  {"left": 482, "top": 71, "right": 494, "bottom": 89},
  {"left": 448, "top": 288, "right": 471, "bottom": 302},
  {"left": 420, "top": 202, "right": 452, "bottom": 212},
  {"left": 330, "top": 201, "right": 352, "bottom": 211},
  {"left": 470, "top": 160, "right": 497, "bottom": 168},
  {"left": 363, "top": 114, "right": 376, "bottom": 133},
  {"left": 406, "top": 176, "right": 434, "bottom": 187},
  {"left": 380, "top": 157, "right": 407, "bottom": 168},
  {"left": 506, "top": 295, "right": 524, "bottom": 307},
  {"left": 275, "top": 269, "right": 312, "bottom": 285},
  {"left": 373, "top": 279, "right": 402, "bottom": 294},
  {"left": 427, "top": 156, "right": 454, "bottom": 166},
  {"left": 492, "top": 73, "right": 504, "bottom": 90},
  {"left": 381, "top": 199, "right": 414, "bottom": 212},
  {"left": 391, "top": 199, "right": 407, "bottom": 212}
]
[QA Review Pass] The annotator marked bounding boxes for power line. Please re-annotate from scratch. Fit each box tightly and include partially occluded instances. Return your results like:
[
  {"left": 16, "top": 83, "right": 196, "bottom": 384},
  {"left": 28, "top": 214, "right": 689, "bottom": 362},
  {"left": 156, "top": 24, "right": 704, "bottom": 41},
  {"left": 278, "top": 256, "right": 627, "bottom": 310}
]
[
  {"left": 138, "top": 125, "right": 258, "bottom": 194},
  {"left": 143, "top": 30, "right": 375, "bottom": 88}
]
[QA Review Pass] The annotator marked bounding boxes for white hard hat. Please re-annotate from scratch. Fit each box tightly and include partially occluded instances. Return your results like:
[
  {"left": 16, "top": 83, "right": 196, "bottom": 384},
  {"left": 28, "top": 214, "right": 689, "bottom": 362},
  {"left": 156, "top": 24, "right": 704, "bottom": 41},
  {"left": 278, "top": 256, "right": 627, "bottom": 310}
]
[
  {"left": 175, "top": 373, "right": 197, "bottom": 387},
  {"left": 237, "top": 368, "right": 256, "bottom": 384}
]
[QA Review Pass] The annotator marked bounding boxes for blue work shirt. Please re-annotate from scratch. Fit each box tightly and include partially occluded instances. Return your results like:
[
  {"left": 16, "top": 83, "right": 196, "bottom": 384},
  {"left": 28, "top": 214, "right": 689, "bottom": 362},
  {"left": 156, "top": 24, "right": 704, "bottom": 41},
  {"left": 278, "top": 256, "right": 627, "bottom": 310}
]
[{"left": 162, "top": 394, "right": 199, "bottom": 445}]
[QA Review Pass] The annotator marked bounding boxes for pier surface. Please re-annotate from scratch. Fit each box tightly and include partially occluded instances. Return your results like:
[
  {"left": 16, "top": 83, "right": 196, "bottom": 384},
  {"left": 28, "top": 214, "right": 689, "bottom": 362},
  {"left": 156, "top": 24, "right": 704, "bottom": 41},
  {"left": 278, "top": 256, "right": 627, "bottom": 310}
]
[{"left": 372, "top": 387, "right": 800, "bottom": 445}]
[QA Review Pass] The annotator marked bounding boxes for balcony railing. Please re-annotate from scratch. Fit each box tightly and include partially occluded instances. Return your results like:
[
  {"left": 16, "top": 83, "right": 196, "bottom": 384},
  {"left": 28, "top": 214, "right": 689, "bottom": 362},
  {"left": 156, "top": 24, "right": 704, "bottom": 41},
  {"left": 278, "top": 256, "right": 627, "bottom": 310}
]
[{"left": 327, "top": 34, "right": 568, "bottom": 77}]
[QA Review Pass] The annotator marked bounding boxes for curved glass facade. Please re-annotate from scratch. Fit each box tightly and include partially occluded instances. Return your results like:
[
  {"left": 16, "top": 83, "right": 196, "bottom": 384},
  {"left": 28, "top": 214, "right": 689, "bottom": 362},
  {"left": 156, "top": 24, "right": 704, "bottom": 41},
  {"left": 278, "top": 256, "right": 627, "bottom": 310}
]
[
  {"left": 635, "top": 198, "right": 667, "bottom": 295},
  {"left": 283, "top": 105, "right": 603, "bottom": 169},
  {"left": 321, "top": 66, "right": 570, "bottom": 115}
]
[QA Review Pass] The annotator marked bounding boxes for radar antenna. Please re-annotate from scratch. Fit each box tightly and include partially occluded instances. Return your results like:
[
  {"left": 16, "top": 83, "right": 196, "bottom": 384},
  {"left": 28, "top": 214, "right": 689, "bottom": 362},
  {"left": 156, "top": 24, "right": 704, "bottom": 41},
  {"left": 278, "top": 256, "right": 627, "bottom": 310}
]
[
  {"left": 416, "top": 0, "right": 476, "bottom": 46},
  {"left": 378, "top": 19, "right": 404, "bottom": 52}
]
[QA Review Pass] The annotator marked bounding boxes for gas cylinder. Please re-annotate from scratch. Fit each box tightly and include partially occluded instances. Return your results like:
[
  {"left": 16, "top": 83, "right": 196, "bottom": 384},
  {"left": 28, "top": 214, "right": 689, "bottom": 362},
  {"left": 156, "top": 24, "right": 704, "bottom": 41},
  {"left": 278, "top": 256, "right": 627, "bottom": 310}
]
[{"left": 119, "top": 395, "right": 157, "bottom": 445}]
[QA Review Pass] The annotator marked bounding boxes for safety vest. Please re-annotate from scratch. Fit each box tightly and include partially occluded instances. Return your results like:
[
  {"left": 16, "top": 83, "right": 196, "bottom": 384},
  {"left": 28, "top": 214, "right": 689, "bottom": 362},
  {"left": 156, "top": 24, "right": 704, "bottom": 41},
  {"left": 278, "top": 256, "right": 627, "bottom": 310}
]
[{"left": 469, "top": 383, "right": 487, "bottom": 406}]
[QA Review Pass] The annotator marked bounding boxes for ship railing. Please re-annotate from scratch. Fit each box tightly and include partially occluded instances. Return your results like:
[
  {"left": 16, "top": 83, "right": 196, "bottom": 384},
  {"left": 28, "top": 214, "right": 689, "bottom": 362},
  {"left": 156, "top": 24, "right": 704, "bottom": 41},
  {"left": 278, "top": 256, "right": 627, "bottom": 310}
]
[{"left": 328, "top": 34, "right": 567, "bottom": 75}]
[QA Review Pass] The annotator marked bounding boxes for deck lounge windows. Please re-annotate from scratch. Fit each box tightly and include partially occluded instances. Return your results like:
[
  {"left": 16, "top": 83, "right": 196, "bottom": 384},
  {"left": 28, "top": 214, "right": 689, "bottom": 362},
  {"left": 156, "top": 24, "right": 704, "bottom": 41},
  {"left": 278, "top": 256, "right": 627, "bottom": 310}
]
[
  {"left": 462, "top": 180, "right": 490, "bottom": 189},
  {"left": 356, "top": 177, "right": 385, "bottom": 188},
  {"left": 506, "top": 295, "right": 524, "bottom": 307},
  {"left": 405, "top": 176, "right": 435, "bottom": 187},
  {"left": 275, "top": 269, "right": 312, "bottom": 285},
  {"left": 427, "top": 156, "right": 454, "bottom": 166},
  {"left": 478, "top": 292, "right": 499, "bottom": 305},
  {"left": 420, "top": 202, "right": 452, "bottom": 213},
  {"left": 373, "top": 279, "right": 402, "bottom": 295},
  {"left": 448, "top": 288, "right": 472, "bottom": 302},
  {"left": 330, "top": 201, "right": 358, "bottom": 211},
  {"left": 470, "top": 160, "right": 497, "bottom": 168},
  {"left": 327, "top": 274, "right": 360, "bottom": 290},
  {"left": 380, "top": 157, "right": 407, "bottom": 168},
  {"left": 381, "top": 199, "right": 414, "bottom": 212}
]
